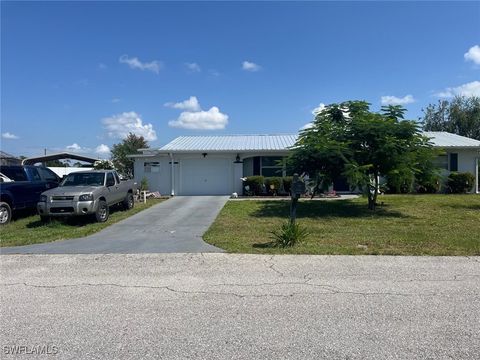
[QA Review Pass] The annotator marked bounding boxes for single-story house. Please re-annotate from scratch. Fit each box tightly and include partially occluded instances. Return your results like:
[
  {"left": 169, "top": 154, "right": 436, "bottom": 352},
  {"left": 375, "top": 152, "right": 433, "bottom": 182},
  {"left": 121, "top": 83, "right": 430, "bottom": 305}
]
[{"left": 131, "top": 132, "right": 480, "bottom": 195}]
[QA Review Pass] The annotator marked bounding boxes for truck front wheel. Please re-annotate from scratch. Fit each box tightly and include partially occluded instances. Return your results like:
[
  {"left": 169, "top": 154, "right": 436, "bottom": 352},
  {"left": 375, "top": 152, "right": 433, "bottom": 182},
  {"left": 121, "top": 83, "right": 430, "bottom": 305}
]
[
  {"left": 0, "top": 202, "right": 12, "bottom": 225},
  {"left": 95, "top": 200, "right": 109, "bottom": 222}
]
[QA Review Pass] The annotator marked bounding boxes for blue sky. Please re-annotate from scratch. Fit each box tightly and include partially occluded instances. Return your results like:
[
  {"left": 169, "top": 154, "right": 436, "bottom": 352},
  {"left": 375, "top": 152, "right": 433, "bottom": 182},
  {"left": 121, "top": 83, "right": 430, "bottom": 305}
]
[{"left": 1, "top": 1, "right": 479, "bottom": 158}]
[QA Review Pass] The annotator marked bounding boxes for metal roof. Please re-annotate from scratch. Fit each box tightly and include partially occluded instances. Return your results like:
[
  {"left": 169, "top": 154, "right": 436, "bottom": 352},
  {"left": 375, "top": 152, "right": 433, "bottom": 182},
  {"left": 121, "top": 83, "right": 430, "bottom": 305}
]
[
  {"left": 423, "top": 132, "right": 480, "bottom": 148},
  {"left": 22, "top": 152, "right": 99, "bottom": 165},
  {"left": 159, "top": 135, "right": 298, "bottom": 152},
  {"left": 151, "top": 132, "right": 479, "bottom": 153}
]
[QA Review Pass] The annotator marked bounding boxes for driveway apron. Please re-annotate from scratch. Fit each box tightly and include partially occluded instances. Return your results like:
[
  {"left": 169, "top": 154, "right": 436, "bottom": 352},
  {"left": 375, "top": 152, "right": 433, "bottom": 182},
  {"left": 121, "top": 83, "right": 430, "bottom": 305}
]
[{"left": 0, "top": 196, "right": 228, "bottom": 254}]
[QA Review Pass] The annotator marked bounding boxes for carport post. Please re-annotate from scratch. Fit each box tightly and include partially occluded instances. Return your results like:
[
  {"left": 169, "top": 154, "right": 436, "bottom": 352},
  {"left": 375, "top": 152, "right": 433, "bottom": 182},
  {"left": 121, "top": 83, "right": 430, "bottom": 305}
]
[{"left": 169, "top": 152, "right": 175, "bottom": 196}]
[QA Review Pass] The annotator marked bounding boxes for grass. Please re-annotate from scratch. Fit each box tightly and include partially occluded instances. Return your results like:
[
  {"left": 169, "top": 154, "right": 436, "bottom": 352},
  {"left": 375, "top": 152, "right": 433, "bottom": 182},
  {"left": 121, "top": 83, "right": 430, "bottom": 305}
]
[
  {"left": 203, "top": 195, "right": 480, "bottom": 255},
  {"left": 0, "top": 199, "right": 166, "bottom": 248}
]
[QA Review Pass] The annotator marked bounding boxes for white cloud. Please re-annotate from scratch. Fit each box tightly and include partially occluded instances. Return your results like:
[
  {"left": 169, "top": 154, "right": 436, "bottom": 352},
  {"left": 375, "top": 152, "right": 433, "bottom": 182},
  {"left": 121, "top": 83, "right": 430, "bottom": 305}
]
[
  {"left": 242, "top": 61, "right": 261, "bottom": 72},
  {"left": 95, "top": 144, "right": 111, "bottom": 155},
  {"left": 1, "top": 132, "right": 19, "bottom": 140},
  {"left": 435, "top": 81, "right": 480, "bottom": 98},
  {"left": 119, "top": 55, "right": 162, "bottom": 74},
  {"left": 209, "top": 69, "right": 220, "bottom": 77},
  {"left": 311, "top": 103, "right": 326, "bottom": 115},
  {"left": 464, "top": 45, "right": 480, "bottom": 65},
  {"left": 102, "top": 111, "right": 157, "bottom": 141},
  {"left": 111, "top": 98, "right": 120, "bottom": 103},
  {"left": 98, "top": 63, "right": 107, "bottom": 70},
  {"left": 185, "top": 62, "right": 201, "bottom": 72},
  {"left": 64, "top": 143, "right": 91, "bottom": 154},
  {"left": 168, "top": 103, "right": 228, "bottom": 130},
  {"left": 164, "top": 96, "right": 201, "bottom": 112},
  {"left": 380, "top": 95, "right": 415, "bottom": 106}
]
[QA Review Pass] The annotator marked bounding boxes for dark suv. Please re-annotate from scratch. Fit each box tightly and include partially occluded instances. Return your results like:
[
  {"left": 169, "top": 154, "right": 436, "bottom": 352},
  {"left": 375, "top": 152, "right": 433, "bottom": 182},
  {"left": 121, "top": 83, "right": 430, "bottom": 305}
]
[{"left": 0, "top": 165, "right": 61, "bottom": 224}]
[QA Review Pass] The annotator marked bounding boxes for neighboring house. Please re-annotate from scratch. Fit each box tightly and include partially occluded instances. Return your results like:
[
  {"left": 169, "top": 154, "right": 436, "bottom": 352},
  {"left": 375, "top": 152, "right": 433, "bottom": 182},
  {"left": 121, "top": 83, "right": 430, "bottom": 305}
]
[
  {"left": 0, "top": 151, "right": 22, "bottom": 166},
  {"left": 131, "top": 132, "right": 480, "bottom": 196}
]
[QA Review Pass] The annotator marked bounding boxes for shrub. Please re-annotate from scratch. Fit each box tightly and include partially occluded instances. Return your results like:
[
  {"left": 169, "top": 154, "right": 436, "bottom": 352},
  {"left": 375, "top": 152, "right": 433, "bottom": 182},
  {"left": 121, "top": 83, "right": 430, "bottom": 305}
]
[
  {"left": 447, "top": 172, "right": 475, "bottom": 193},
  {"left": 415, "top": 176, "right": 441, "bottom": 194},
  {"left": 244, "top": 176, "right": 265, "bottom": 195},
  {"left": 271, "top": 220, "right": 309, "bottom": 247},
  {"left": 282, "top": 176, "right": 293, "bottom": 194},
  {"left": 140, "top": 177, "right": 149, "bottom": 192},
  {"left": 385, "top": 170, "right": 414, "bottom": 194},
  {"left": 264, "top": 177, "right": 282, "bottom": 195}
]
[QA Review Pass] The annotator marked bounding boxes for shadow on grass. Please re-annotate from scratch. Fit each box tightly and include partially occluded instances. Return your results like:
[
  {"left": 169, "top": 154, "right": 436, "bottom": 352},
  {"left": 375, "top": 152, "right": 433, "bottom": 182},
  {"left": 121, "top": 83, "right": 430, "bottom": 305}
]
[
  {"left": 26, "top": 204, "right": 127, "bottom": 229},
  {"left": 444, "top": 203, "right": 480, "bottom": 211},
  {"left": 252, "top": 200, "right": 408, "bottom": 219}
]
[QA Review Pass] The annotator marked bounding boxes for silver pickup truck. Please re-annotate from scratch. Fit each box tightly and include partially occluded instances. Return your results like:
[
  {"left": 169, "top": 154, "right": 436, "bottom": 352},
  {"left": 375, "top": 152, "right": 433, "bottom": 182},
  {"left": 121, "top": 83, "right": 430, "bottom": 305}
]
[{"left": 37, "top": 170, "right": 137, "bottom": 222}]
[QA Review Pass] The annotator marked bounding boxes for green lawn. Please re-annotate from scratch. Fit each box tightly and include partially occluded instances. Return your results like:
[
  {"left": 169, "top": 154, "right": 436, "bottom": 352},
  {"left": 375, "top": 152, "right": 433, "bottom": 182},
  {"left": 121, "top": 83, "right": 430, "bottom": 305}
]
[
  {"left": 0, "top": 199, "right": 166, "bottom": 248},
  {"left": 203, "top": 195, "right": 480, "bottom": 255}
]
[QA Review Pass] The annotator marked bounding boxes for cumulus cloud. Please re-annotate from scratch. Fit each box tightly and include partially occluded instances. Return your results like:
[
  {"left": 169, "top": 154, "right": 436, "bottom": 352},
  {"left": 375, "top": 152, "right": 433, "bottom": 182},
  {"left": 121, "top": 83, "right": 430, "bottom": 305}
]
[
  {"left": 242, "top": 61, "right": 261, "bottom": 72},
  {"left": 380, "top": 95, "right": 415, "bottom": 106},
  {"left": 166, "top": 97, "right": 228, "bottom": 130},
  {"left": 435, "top": 81, "right": 480, "bottom": 98},
  {"left": 102, "top": 112, "right": 157, "bottom": 141},
  {"left": 164, "top": 96, "right": 201, "bottom": 112},
  {"left": 119, "top": 55, "right": 162, "bottom": 74},
  {"left": 169, "top": 107, "right": 228, "bottom": 130},
  {"left": 95, "top": 144, "right": 111, "bottom": 155},
  {"left": 62, "top": 143, "right": 91, "bottom": 154},
  {"left": 1, "top": 132, "right": 19, "bottom": 140},
  {"left": 464, "top": 45, "right": 480, "bottom": 65},
  {"left": 185, "top": 62, "right": 201, "bottom": 72}
]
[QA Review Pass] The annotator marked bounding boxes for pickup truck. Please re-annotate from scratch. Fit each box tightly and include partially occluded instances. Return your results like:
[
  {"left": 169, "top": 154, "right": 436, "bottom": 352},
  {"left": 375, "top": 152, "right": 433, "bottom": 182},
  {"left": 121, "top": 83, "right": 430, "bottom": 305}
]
[
  {"left": 37, "top": 170, "right": 137, "bottom": 223},
  {"left": 0, "top": 165, "right": 61, "bottom": 225}
]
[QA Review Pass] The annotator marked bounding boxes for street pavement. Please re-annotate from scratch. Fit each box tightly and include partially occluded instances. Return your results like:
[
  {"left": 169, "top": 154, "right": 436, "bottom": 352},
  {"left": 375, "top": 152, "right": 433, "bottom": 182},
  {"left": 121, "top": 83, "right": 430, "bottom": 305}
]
[
  {"left": 0, "top": 196, "right": 228, "bottom": 254},
  {"left": 1, "top": 254, "right": 479, "bottom": 359}
]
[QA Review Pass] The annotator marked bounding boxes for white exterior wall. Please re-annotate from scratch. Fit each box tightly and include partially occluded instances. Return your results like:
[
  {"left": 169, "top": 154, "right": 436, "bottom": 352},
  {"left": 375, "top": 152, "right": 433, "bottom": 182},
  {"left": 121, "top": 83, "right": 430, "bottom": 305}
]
[{"left": 455, "top": 149, "right": 479, "bottom": 193}]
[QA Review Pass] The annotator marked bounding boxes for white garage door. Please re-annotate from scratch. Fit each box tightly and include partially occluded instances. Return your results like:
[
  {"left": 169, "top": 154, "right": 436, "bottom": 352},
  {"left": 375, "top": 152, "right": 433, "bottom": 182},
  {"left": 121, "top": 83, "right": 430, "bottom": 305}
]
[{"left": 180, "top": 158, "right": 233, "bottom": 195}]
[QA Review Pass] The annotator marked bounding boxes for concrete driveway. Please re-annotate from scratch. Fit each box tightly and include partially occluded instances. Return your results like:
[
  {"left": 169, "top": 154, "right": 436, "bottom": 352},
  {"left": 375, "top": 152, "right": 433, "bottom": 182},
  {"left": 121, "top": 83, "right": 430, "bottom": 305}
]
[
  {"left": 1, "top": 254, "right": 479, "bottom": 359},
  {"left": 0, "top": 196, "right": 228, "bottom": 254}
]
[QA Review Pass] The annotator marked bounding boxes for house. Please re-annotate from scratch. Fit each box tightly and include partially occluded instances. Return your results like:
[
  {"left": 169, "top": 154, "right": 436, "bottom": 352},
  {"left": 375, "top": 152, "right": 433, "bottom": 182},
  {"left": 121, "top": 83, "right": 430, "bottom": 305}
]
[
  {"left": 131, "top": 132, "right": 480, "bottom": 195},
  {"left": 0, "top": 151, "right": 22, "bottom": 166}
]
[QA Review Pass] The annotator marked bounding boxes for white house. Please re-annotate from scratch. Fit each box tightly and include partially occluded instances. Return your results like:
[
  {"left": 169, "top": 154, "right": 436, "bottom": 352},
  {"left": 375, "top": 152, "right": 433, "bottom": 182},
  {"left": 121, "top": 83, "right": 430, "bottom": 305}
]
[{"left": 131, "top": 132, "right": 480, "bottom": 196}]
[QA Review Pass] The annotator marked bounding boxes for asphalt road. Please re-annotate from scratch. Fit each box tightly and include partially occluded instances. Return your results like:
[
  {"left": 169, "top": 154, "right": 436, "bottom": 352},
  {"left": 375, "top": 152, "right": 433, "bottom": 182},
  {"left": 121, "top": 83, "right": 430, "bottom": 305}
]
[
  {"left": 0, "top": 196, "right": 228, "bottom": 254},
  {"left": 1, "top": 254, "right": 479, "bottom": 359}
]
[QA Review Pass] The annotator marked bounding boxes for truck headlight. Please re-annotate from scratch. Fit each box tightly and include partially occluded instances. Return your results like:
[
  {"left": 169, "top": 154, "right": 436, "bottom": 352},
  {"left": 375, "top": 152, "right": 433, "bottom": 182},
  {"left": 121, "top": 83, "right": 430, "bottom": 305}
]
[
  {"left": 39, "top": 195, "right": 47, "bottom": 202},
  {"left": 79, "top": 194, "right": 94, "bottom": 201}
]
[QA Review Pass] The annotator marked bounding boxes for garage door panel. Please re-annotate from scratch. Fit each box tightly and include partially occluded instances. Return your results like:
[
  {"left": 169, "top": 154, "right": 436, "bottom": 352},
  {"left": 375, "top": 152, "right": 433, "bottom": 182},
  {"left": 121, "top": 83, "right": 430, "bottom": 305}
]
[{"left": 180, "top": 158, "right": 232, "bottom": 195}]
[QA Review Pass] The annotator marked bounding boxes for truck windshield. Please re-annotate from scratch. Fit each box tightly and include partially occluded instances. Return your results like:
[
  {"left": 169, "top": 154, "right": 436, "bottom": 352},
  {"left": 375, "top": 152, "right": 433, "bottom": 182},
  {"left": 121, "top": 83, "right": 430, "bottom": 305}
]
[{"left": 61, "top": 173, "right": 105, "bottom": 187}]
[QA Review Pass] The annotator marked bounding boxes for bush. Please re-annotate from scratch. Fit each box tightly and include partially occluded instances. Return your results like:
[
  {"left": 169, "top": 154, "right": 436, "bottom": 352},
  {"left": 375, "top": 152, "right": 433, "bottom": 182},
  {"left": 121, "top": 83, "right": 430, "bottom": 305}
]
[
  {"left": 282, "top": 176, "right": 293, "bottom": 194},
  {"left": 244, "top": 176, "right": 265, "bottom": 195},
  {"left": 447, "top": 172, "right": 475, "bottom": 193},
  {"left": 385, "top": 170, "right": 414, "bottom": 194},
  {"left": 271, "top": 220, "right": 309, "bottom": 247},
  {"left": 264, "top": 177, "right": 282, "bottom": 195},
  {"left": 415, "top": 176, "right": 441, "bottom": 194},
  {"left": 140, "top": 177, "right": 149, "bottom": 192}
]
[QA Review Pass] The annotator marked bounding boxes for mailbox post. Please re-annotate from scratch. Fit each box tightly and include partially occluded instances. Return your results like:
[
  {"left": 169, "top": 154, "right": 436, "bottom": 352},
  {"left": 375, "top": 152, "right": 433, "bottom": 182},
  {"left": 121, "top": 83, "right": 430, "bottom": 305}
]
[{"left": 290, "top": 173, "right": 305, "bottom": 224}]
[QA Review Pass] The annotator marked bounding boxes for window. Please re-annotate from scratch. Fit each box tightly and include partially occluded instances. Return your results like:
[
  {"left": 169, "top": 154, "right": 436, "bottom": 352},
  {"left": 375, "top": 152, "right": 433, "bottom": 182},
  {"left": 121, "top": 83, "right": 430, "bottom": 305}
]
[
  {"left": 434, "top": 154, "right": 448, "bottom": 170},
  {"left": 26, "top": 167, "right": 41, "bottom": 181},
  {"left": 449, "top": 153, "right": 458, "bottom": 172},
  {"left": 114, "top": 172, "right": 121, "bottom": 184},
  {"left": 0, "top": 167, "right": 27, "bottom": 181},
  {"left": 144, "top": 162, "right": 160, "bottom": 173},
  {"left": 106, "top": 173, "right": 115, "bottom": 187},
  {"left": 261, "top": 156, "right": 284, "bottom": 177},
  {"left": 37, "top": 167, "right": 59, "bottom": 182}
]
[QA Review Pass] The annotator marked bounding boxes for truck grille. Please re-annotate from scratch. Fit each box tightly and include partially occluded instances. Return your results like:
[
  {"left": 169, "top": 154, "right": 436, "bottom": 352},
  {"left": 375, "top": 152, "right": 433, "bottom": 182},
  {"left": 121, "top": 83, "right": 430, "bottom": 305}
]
[
  {"left": 51, "top": 196, "right": 74, "bottom": 201},
  {"left": 50, "top": 207, "right": 75, "bottom": 213}
]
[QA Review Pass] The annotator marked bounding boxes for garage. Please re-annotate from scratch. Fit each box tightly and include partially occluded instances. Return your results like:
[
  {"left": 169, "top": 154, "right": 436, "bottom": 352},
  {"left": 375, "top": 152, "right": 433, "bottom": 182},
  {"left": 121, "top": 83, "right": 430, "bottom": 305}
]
[{"left": 179, "top": 157, "right": 233, "bottom": 195}]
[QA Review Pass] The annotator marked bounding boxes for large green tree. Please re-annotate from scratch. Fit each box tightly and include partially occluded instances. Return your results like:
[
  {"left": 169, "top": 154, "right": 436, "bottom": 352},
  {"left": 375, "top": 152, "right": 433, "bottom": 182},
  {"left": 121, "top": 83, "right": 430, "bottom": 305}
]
[
  {"left": 288, "top": 101, "right": 436, "bottom": 210},
  {"left": 422, "top": 95, "right": 480, "bottom": 140},
  {"left": 110, "top": 133, "right": 149, "bottom": 178}
]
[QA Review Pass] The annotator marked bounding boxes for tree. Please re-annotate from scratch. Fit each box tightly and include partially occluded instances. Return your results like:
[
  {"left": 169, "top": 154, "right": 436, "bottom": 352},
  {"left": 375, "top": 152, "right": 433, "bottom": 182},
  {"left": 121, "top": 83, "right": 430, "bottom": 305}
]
[
  {"left": 288, "top": 101, "right": 436, "bottom": 210},
  {"left": 111, "top": 133, "right": 149, "bottom": 178},
  {"left": 422, "top": 95, "right": 480, "bottom": 140}
]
